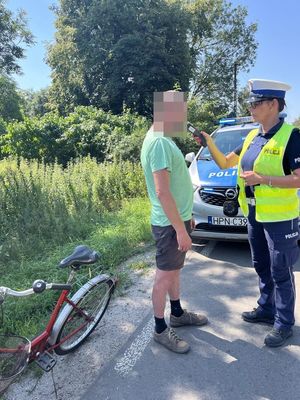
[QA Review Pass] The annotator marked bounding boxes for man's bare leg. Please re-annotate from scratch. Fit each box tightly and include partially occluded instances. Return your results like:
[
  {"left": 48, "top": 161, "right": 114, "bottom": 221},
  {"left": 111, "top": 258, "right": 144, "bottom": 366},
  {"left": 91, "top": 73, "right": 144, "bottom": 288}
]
[
  {"left": 152, "top": 268, "right": 177, "bottom": 318},
  {"left": 152, "top": 268, "right": 190, "bottom": 353},
  {"left": 168, "top": 269, "right": 180, "bottom": 301}
]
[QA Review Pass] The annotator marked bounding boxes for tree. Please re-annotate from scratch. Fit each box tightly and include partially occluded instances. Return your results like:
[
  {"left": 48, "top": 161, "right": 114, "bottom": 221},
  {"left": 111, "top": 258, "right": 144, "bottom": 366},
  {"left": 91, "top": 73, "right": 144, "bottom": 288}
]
[
  {"left": 293, "top": 117, "right": 300, "bottom": 128},
  {"left": 186, "top": 0, "right": 257, "bottom": 111},
  {"left": 0, "top": 75, "right": 23, "bottom": 121},
  {"left": 47, "top": 0, "right": 257, "bottom": 118},
  {"left": 0, "top": 117, "right": 6, "bottom": 135},
  {"left": 20, "top": 88, "right": 51, "bottom": 117},
  {"left": 47, "top": 0, "right": 191, "bottom": 116},
  {"left": 237, "top": 85, "right": 251, "bottom": 117},
  {"left": 46, "top": 22, "right": 89, "bottom": 115},
  {"left": 0, "top": 0, "right": 34, "bottom": 75}
]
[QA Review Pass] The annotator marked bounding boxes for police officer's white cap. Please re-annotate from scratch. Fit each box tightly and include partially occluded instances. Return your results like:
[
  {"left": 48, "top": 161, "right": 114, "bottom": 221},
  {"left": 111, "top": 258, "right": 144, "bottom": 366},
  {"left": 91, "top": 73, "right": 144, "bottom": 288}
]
[{"left": 248, "top": 79, "right": 291, "bottom": 102}]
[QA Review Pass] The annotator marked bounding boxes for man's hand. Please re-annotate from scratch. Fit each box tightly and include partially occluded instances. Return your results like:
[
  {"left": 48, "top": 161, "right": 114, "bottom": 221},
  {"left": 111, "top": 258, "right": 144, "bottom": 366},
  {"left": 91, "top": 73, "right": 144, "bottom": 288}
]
[
  {"left": 176, "top": 229, "right": 192, "bottom": 252},
  {"left": 191, "top": 218, "right": 195, "bottom": 230}
]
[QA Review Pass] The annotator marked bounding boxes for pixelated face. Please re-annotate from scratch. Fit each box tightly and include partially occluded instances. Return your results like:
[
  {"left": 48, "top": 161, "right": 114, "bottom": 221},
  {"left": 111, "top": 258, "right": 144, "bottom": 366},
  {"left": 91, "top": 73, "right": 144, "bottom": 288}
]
[{"left": 153, "top": 91, "right": 187, "bottom": 138}]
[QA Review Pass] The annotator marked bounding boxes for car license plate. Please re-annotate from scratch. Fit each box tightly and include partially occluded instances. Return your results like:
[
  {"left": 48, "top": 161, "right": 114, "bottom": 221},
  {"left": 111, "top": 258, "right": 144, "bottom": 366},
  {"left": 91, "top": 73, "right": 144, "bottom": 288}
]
[{"left": 208, "top": 216, "right": 247, "bottom": 226}]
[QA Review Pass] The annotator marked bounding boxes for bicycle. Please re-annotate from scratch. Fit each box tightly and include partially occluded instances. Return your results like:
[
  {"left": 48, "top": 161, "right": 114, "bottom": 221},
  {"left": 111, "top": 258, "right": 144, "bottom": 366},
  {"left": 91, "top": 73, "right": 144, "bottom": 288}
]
[{"left": 0, "top": 245, "right": 117, "bottom": 394}]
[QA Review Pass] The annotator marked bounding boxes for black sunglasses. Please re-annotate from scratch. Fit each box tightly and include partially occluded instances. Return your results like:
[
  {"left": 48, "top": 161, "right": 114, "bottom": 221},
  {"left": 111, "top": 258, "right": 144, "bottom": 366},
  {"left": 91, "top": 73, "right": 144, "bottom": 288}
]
[{"left": 248, "top": 99, "right": 273, "bottom": 109}]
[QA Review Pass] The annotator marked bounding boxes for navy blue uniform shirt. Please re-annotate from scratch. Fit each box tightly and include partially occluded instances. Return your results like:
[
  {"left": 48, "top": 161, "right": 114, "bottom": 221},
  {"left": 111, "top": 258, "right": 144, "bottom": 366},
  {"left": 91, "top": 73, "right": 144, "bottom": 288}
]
[{"left": 233, "top": 120, "right": 300, "bottom": 197}]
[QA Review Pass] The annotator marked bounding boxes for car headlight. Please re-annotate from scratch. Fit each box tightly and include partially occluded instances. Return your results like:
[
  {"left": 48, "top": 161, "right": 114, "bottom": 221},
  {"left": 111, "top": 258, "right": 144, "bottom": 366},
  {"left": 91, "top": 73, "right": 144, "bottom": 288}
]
[{"left": 192, "top": 183, "right": 199, "bottom": 192}]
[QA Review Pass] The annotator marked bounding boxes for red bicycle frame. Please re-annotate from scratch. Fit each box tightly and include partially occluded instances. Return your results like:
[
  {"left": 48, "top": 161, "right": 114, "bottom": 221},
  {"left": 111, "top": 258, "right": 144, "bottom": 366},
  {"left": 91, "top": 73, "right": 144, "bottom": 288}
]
[{"left": 28, "top": 289, "right": 93, "bottom": 362}]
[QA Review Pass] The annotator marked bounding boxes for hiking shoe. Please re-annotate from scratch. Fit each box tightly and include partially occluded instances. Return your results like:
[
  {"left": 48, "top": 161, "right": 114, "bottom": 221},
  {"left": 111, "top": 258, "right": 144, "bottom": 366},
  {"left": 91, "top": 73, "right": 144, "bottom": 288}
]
[
  {"left": 170, "top": 309, "right": 208, "bottom": 328},
  {"left": 264, "top": 328, "right": 293, "bottom": 347},
  {"left": 242, "top": 308, "right": 274, "bottom": 324},
  {"left": 153, "top": 327, "right": 190, "bottom": 353}
]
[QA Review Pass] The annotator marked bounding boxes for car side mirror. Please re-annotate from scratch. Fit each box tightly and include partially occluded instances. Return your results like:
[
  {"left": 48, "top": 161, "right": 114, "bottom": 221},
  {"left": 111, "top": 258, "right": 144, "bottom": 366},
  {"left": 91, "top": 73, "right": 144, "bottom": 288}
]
[{"left": 185, "top": 152, "right": 195, "bottom": 164}]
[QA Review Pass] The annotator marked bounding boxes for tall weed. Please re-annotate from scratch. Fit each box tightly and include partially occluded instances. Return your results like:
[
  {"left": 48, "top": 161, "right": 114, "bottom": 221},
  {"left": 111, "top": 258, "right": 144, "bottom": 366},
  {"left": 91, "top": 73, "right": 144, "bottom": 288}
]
[{"left": 0, "top": 157, "right": 147, "bottom": 263}]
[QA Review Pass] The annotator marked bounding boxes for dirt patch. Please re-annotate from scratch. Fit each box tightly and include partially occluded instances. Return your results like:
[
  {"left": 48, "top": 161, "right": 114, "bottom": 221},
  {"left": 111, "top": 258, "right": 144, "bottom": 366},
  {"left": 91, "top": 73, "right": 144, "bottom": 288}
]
[{"left": 4, "top": 247, "right": 156, "bottom": 400}]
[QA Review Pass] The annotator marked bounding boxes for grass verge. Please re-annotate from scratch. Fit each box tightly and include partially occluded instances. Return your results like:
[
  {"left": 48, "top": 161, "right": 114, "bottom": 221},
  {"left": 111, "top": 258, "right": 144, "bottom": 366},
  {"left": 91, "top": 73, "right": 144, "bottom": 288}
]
[{"left": 0, "top": 197, "right": 152, "bottom": 338}]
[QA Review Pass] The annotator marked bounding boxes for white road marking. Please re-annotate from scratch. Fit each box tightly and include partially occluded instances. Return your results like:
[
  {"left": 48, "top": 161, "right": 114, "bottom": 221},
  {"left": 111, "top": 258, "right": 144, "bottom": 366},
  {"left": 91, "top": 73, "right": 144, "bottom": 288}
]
[
  {"left": 114, "top": 241, "right": 216, "bottom": 377},
  {"left": 114, "top": 318, "right": 153, "bottom": 376}
]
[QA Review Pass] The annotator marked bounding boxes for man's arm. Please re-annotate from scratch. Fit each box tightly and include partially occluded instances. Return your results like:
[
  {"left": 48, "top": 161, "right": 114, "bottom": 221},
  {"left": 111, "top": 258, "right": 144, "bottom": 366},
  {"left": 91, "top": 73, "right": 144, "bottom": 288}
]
[{"left": 153, "top": 169, "right": 192, "bottom": 252}]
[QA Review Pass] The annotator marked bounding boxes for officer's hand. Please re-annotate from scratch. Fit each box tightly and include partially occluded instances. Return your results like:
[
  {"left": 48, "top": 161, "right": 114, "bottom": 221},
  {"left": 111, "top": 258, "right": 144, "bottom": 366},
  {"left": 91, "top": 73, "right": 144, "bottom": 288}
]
[
  {"left": 200, "top": 131, "right": 211, "bottom": 142},
  {"left": 176, "top": 229, "right": 192, "bottom": 252},
  {"left": 240, "top": 170, "right": 263, "bottom": 186},
  {"left": 193, "top": 131, "right": 211, "bottom": 146},
  {"left": 193, "top": 135, "right": 202, "bottom": 145}
]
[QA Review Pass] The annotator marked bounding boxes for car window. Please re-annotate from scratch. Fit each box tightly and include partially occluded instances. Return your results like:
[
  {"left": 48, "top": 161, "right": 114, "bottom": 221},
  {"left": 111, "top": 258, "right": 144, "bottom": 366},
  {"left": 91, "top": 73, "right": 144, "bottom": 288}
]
[{"left": 199, "top": 128, "right": 253, "bottom": 158}]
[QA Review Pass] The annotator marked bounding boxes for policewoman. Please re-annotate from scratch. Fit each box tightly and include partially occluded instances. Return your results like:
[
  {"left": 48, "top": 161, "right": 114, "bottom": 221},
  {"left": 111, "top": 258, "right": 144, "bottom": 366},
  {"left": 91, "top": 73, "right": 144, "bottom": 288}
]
[{"left": 200, "top": 79, "right": 300, "bottom": 347}]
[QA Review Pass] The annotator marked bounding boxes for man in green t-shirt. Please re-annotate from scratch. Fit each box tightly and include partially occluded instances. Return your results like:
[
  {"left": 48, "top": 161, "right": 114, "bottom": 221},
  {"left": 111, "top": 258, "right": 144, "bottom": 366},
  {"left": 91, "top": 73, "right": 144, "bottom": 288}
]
[{"left": 141, "top": 91, "right": 208, "bottom": 354}]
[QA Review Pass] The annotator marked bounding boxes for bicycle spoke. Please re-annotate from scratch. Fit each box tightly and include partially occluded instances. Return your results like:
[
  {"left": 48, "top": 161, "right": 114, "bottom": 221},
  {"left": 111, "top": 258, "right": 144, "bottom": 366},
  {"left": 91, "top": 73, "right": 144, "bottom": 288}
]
[{"left": 54, "top": 279, "right": 114, "bottom": 354}]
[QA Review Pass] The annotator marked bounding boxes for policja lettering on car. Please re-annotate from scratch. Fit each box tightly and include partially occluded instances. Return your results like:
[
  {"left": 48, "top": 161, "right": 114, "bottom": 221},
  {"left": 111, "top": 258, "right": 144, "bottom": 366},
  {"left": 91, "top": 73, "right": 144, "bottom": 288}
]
[{"left": 208, "top": 169, "right": 238, "bottom": 178}]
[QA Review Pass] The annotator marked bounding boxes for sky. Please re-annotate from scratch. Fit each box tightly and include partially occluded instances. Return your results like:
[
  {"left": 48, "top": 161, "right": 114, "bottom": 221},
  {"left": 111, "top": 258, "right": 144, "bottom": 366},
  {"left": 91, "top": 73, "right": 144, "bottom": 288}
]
[
  {"left": 6, "top": 0, "right": 300, "bottom": 123},
  {"left": 230, "top": 0, "right": 300, "bottom": 123},
  {"left": 8, "top": 0, "right": 56, "bottom": 91}
]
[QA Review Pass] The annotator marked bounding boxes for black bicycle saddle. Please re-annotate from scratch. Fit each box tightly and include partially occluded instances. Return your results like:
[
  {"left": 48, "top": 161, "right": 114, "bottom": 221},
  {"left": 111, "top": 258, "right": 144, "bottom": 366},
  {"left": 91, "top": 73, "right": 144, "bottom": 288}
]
[{"left": 59, "top": 245, "right": 100, "bottom": 268}]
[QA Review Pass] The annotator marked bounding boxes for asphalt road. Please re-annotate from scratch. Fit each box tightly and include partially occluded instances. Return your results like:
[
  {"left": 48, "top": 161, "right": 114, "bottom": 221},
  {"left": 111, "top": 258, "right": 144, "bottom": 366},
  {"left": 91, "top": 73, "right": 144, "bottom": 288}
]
[{"left": 81, "top": 241, "right": 300, "bottom": 400}]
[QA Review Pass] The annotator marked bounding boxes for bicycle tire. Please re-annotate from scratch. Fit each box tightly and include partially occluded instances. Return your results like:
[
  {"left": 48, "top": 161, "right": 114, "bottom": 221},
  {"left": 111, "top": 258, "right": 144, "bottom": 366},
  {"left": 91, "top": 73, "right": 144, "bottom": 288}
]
[{"left": 54, "top": 278, "right": 115, "bottom": 355}]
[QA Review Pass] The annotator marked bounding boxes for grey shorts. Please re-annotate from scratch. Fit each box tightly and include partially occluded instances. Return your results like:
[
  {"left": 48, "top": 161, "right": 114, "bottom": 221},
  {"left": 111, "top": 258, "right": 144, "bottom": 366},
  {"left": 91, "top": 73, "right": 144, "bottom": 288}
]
[{"left": 151, "top": 220, "right": 192, "bottom": 271}]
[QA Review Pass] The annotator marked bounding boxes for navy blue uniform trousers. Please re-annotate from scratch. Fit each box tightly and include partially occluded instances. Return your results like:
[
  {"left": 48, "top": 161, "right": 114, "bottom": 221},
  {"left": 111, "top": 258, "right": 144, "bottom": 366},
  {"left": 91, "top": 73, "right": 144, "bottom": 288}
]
[{"left": 247, "top": 205, "right": 299, "bottom": 330}]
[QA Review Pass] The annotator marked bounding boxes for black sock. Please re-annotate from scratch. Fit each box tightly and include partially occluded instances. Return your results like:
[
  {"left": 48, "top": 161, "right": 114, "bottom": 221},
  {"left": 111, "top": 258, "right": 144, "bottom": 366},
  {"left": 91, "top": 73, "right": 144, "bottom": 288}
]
[
  {"left": 154, "top": 317, "right": 167, "bottom": 334},
  {"left": 170, "top": 299, "right": 184, "bottom": 317}
]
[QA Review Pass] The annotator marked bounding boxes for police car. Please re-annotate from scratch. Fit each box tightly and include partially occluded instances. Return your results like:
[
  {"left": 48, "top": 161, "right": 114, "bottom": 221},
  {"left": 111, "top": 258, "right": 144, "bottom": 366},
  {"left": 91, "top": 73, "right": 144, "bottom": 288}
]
[{"left": 185, "top": 116, "right": 259, "bottom": 241}]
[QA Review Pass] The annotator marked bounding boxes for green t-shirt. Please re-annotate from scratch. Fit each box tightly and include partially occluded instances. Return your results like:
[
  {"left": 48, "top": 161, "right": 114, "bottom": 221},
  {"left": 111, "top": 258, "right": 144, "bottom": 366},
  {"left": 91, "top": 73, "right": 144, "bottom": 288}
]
[{"left": 140, "top": 128, "right": 193, "bottom": 226}]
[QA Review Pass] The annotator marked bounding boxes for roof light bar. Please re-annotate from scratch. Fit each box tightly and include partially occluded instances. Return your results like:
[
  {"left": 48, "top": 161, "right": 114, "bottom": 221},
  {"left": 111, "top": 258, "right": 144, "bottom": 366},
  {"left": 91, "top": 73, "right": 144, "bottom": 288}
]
[
  {"left": 218, "top": 112, "right": 286, "bottom": 127},
  {"left": 218, "top": 116, "right": 254, "bottom": 126}
]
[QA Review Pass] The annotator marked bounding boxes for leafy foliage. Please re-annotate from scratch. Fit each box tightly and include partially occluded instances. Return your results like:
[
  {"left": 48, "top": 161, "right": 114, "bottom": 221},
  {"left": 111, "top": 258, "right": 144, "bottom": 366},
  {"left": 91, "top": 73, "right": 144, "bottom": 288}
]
[
  {"left": 0, "top": 117, "right": 6, "bottom": 134},
  {"left": 293, "top": 116, "right": 300, "bottom": 128},
  {"left": 0, "top": 97, "right": 248, "bottom": 164},
  {"left": 0, "top": 106, "right": 149, "bottom": 164},
  {"left": 48, "top": 0, "right": 191, "bottom": 116},
  {"left": 47, "top": 21, "right": 88, "bottom": 115},
  {"left": 0, "top": 75, "right": 23, "bottom": 121},
  {"left": 0, "top": 0, "right": 34, "bottom": 75},
  {"left": 187, "top": 0, "right": 257, "bottom": 113},
  {"left": 47, "top": 0, "right": 257, "bottom": 117},
  {"left": 20, "top": 88, "right": 51, "bottom": 117},
  {"left": 237, "top": 85, "right": 251, "bottom": 117}
]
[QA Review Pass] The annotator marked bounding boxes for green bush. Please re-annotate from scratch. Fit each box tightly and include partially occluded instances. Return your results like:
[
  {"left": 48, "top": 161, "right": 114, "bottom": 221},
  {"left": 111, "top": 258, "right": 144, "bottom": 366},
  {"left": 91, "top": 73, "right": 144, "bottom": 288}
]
[
  {"left": 0, "top": 102, "right": 222, "bottom": 165},
  {"left": 0, "top": 106, "right": 149, "bottom": 165},
  {"left": 0, "top": 117, "right": 6, "bottom": 135},
  {"left": 110, "top": 121, "right": 150, "bottom": 162}
]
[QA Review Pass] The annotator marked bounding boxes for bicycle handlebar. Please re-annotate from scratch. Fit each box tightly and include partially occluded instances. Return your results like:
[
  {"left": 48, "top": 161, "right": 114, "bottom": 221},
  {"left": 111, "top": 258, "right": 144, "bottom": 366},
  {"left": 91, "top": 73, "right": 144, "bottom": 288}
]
[
  {"left": 0, "top": 287, "right": 37, "bottom": 297},
  {"left": 0, "top": 280, "right": 72, "bottom": 300}
]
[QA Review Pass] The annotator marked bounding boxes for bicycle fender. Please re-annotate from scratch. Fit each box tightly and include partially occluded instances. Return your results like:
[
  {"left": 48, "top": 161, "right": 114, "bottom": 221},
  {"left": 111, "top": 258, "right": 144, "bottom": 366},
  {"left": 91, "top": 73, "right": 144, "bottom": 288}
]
[{"left": 48, "top": 274, "right": 111, "bottom": 346}]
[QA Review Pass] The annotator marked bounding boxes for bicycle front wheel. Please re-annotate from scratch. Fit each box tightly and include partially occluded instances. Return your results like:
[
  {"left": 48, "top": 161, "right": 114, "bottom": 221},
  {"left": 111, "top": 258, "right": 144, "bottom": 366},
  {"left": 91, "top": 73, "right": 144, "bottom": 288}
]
[{"left": 54, "top": 278, "right": 115, "bottom": 355}]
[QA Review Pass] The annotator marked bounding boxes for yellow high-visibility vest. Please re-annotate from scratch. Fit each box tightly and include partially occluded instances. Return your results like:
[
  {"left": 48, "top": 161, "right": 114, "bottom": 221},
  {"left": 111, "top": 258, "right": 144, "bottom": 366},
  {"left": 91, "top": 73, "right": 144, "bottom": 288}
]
[{"left": 237, "top": 123, "right": 299, "bottom": 222}]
